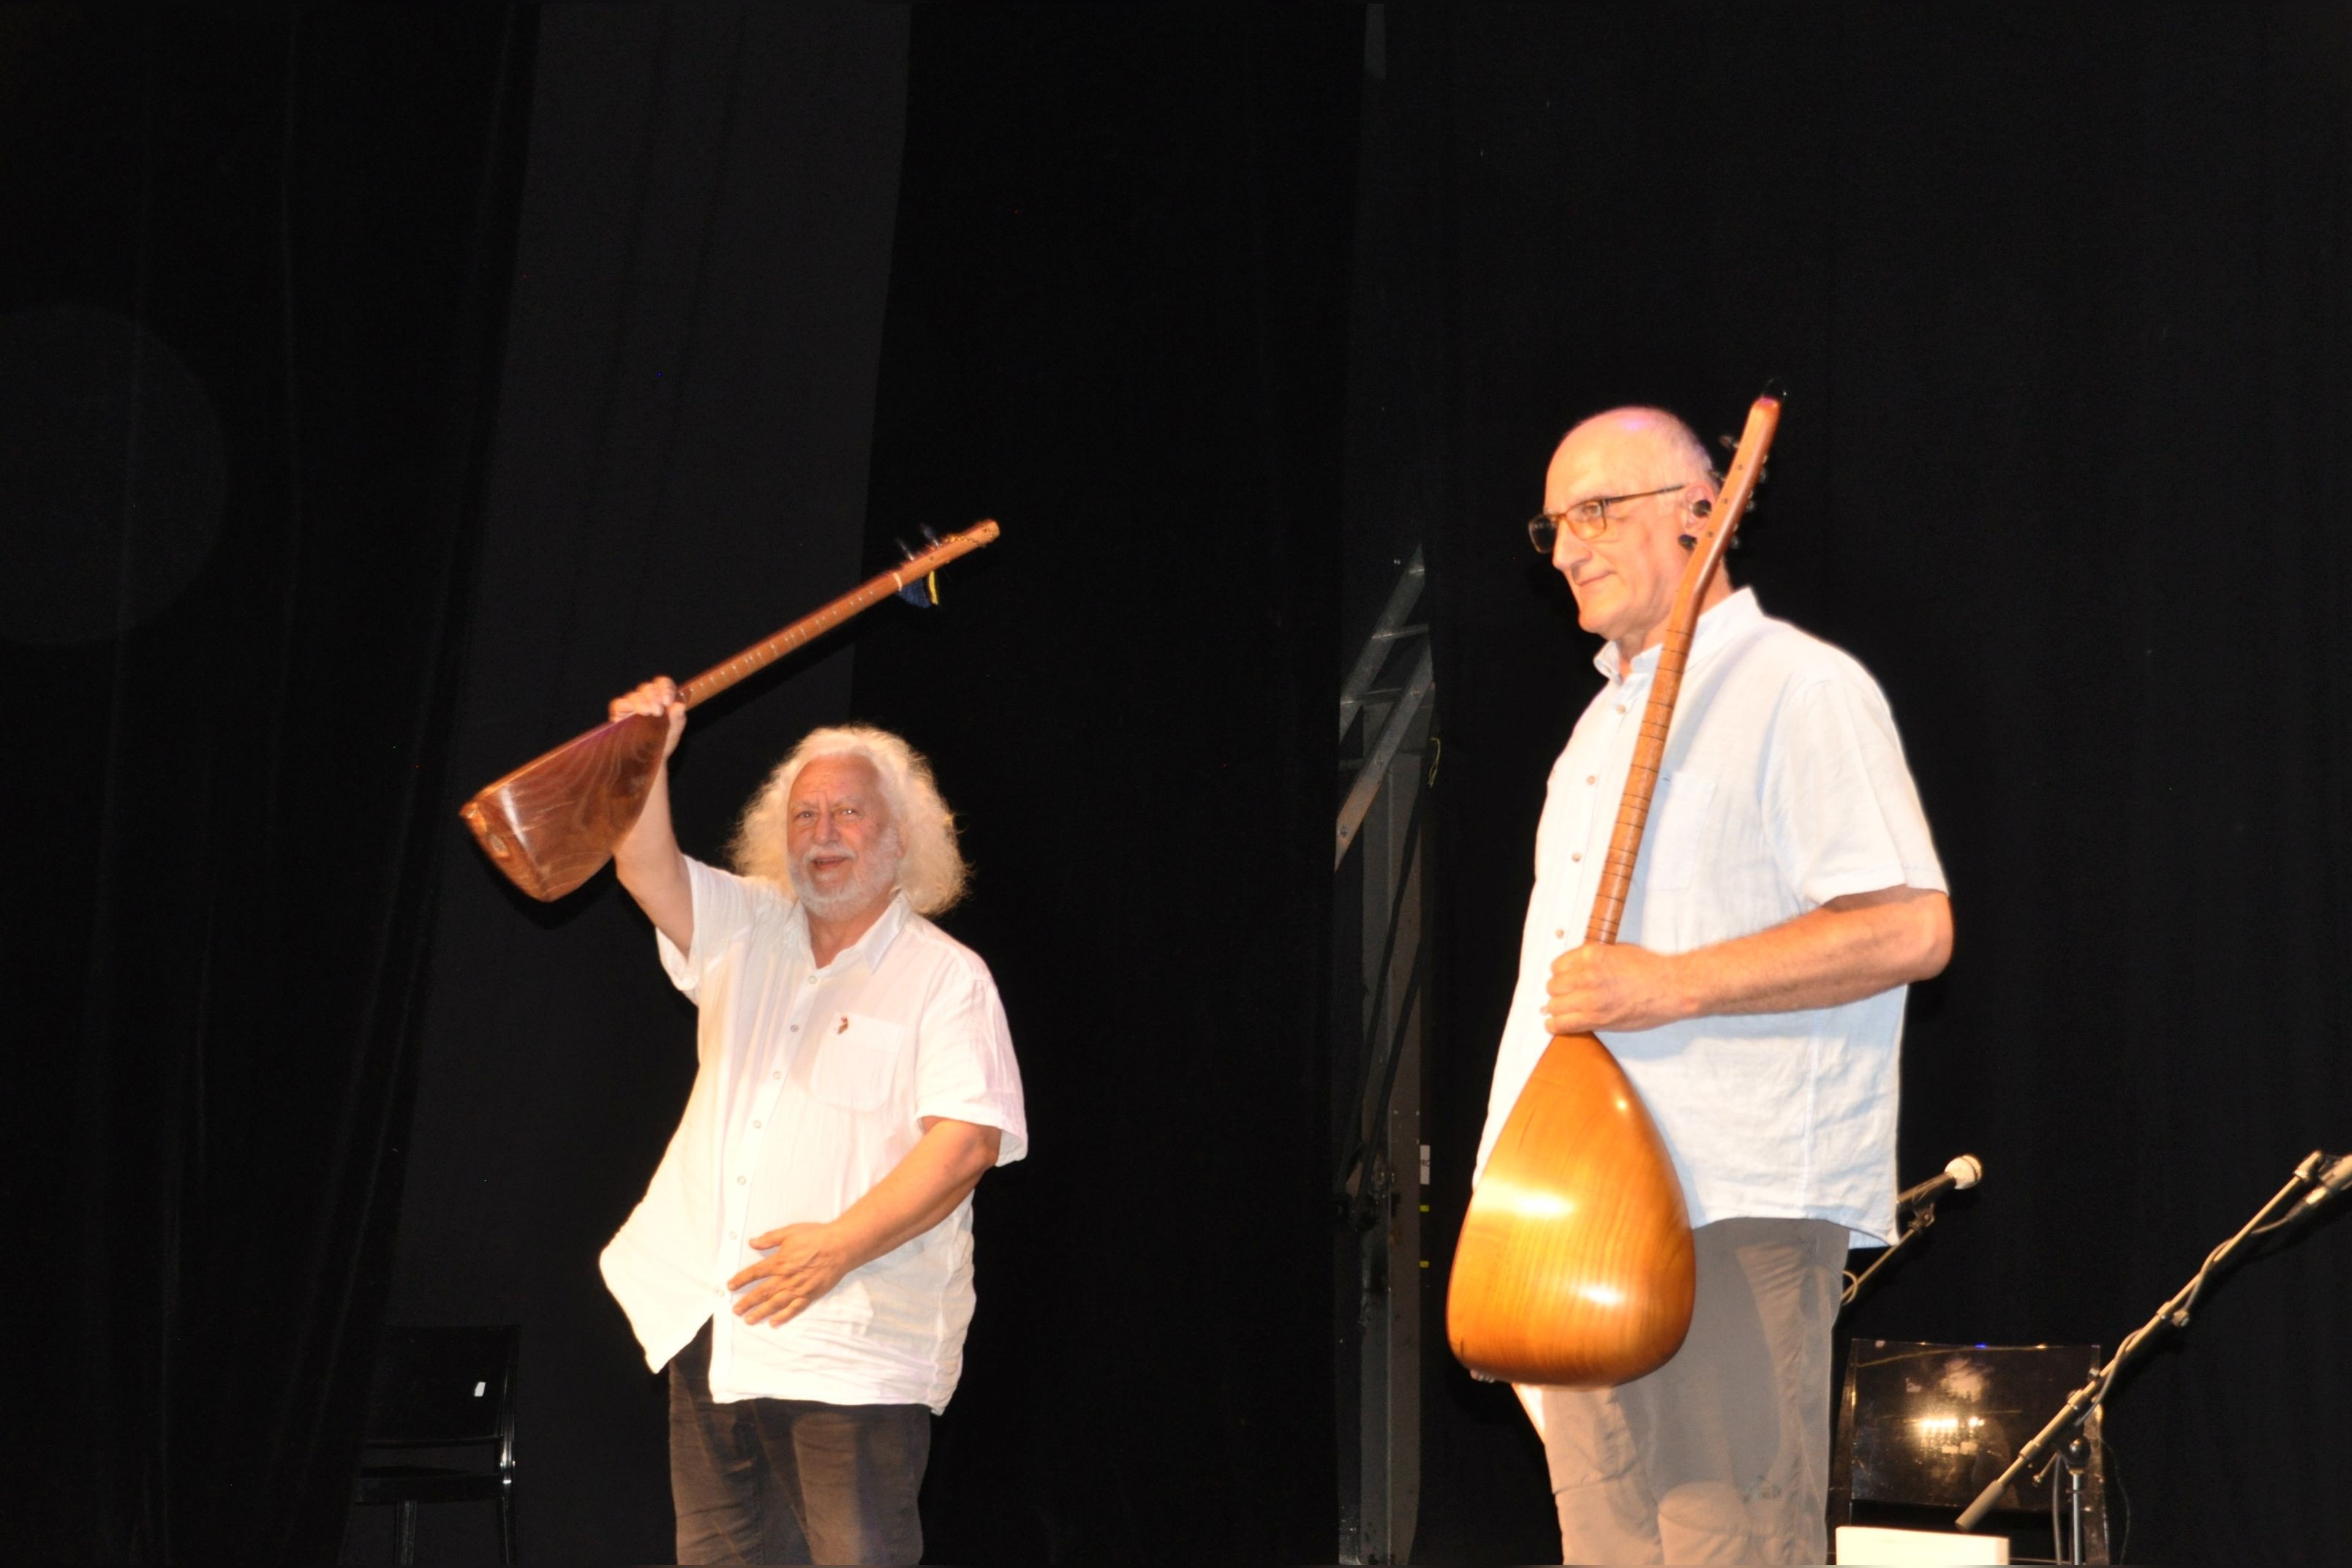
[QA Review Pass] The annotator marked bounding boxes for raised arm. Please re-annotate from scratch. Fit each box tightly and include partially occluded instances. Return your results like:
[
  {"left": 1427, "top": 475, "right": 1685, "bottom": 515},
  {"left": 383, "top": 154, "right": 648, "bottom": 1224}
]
[
  {"left": 1544, "top": 883, "right": 1952, "bottom": 1035},
  {"left": 608, "top": 678, "right": 694, "bottom": 952}
]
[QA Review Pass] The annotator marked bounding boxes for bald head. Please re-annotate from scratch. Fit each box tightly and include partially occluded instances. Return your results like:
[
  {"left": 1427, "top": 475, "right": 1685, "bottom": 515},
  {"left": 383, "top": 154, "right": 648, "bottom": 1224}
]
[
  {"left": 1542, "top": 404, "right": 1730, "bottom": 664},
  {"left": 1557, "top": 407, "right": 1715, "bottom": 491}
]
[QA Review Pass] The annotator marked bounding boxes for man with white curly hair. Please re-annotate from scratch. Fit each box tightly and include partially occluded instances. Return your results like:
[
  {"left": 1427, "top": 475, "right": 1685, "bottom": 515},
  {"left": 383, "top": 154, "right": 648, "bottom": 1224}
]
[{"left": 596, "top": 678, "right": 1026, "bottom": 1567}]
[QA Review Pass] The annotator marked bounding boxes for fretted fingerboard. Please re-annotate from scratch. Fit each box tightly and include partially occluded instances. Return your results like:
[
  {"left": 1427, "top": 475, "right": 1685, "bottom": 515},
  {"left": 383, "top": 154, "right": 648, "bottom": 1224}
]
[
  {"left": 1582, "top": 402, "right": 1777, "bottom": 946},
  {"left": 678, "top": 521, "right": 999, "bottom": 707}
]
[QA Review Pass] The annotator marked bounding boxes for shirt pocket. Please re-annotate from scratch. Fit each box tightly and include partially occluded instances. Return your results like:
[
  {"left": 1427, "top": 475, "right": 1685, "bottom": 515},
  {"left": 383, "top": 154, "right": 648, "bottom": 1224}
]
[
  {"left": 1642, "top": 770, "right": 1716, "bottom": 892},
  {"left": 810, "top": 1014, "right": 908, "bottom": 1112}
]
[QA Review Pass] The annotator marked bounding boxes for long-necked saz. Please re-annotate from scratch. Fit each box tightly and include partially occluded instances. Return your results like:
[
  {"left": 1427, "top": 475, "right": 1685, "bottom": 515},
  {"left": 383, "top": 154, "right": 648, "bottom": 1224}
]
[
  {"left": 1447, "top": 397, "right": 1781, "bottom": 1388},
  {"left": 460, "top": 521, "right": 1001, "bottom": 902}
]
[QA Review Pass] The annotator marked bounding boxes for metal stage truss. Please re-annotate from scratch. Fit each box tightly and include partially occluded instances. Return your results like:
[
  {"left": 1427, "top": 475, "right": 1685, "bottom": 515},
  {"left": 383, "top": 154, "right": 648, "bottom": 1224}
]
[{"left": 1334, "top": 546, "right": 1434, "bottom": 1566}]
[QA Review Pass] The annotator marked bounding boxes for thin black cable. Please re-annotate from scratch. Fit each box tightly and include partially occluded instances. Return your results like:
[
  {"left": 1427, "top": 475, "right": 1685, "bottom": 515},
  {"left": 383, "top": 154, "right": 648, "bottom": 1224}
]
[{"left": 2101, "top": 1428, "right": 2130, "bottom": 1564}]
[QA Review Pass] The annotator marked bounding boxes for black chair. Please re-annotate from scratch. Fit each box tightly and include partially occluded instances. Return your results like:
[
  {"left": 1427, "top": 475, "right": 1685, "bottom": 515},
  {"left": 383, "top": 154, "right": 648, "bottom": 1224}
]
[
  {"left": 1831, "top": 1338, "right": 2109, "bottom": 1564},
  {"left": 351, "top": 1324, "right": 519, "bottom": 1564}
]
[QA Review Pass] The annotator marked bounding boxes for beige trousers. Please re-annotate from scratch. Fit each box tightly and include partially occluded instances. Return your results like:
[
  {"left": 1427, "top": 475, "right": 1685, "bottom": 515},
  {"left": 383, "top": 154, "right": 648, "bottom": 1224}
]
[{"left": 1529, "top": 1217, "right": 1849, "bottom": 1565}]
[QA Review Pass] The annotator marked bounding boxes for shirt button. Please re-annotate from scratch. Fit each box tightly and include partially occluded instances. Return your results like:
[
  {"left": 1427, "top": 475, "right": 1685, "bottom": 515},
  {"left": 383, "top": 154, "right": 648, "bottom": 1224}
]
[
  {"left": 728, "top": 1231, "right": 738, "bottom": 1240},
  {"left": 1615, "top": 704, "right": 1626, "bottom": 714},
  {"left": 751, "top": 1120, "right": 762, "bottom": 1129},
  {"left": 1571, "top": 851, "right": 1583, "bottom": 862},
  {"left": 735, "top": 1175, "right": 746, "bottom": 1186},
  {"left": 1586, "top": 775, "right": 1596, "bottom": 784},
  {"left": 772, "top": 1071, "right": 782, "bottom": 1081},
  {"left": 1554, "top": 928, "right": 1564, "bottom": 938},
  {"left": 790, "top": 1024, "right": 799, "bottom": 1033}
]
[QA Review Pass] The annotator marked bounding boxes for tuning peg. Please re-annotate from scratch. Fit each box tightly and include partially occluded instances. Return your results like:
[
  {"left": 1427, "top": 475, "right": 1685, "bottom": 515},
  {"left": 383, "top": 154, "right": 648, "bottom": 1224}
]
[{"left": 894, "top": 532, "right": 943, "bottom": 607}]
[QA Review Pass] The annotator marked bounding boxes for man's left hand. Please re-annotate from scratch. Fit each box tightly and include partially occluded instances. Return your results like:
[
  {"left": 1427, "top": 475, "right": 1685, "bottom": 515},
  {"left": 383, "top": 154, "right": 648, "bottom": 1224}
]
[
  {"left": 728, "top": 1223, "right": 851, "bottom": 1327},
  {"left": 1544, "top": 942, "right": 1691, "bottom": 1035}
]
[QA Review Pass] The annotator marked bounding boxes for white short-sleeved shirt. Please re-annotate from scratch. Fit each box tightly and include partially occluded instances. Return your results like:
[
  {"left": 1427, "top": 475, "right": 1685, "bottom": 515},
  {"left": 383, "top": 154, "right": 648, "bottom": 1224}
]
[
  {"left": 1474, "top": 589, "right": 1945, "bottom": 1245},
  {"left": 600, "top": 858, "right": 1027, "bottom": 1411}
]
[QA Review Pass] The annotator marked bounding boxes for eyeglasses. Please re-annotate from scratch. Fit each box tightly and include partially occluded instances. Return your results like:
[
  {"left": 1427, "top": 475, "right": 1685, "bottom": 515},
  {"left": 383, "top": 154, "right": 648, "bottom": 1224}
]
[{"left": 1526, "top": 485, "right": 1684, "bottom": 554}]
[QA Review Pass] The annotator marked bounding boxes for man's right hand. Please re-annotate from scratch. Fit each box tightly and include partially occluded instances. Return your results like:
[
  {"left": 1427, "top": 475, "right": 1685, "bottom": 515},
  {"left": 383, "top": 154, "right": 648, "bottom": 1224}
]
[
  {"left": 608, "top": 676, "right": 693, "bottom": 952},
  {"left": 610, "top": 676, "right": 688, "bottom": 758}
]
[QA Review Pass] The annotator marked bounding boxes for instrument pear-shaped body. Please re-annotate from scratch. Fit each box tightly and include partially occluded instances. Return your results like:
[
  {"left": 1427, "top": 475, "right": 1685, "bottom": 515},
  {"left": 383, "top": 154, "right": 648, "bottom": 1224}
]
[{"left": 1447, "top": 1032, "right": 1695, "bottom": 1386}]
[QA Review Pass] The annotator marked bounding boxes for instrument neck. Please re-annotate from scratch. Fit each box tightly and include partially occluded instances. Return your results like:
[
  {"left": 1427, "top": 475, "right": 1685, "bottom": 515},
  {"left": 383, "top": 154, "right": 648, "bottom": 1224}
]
[
  {"left": 674, "top": 521, "right": 999, "bottom": 709},
  {"left": 1580, "top": 396, "right": 1779, "bottom": 949},
  {"left": 1607, "top": 568, "right": 1735, "bottom": 681}
]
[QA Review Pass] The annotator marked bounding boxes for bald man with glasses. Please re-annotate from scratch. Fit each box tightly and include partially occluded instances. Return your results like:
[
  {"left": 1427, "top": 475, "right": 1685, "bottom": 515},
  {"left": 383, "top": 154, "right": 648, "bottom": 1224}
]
[{"left": 1477, "top": 407, "right": 1953, "bottom": 1564}]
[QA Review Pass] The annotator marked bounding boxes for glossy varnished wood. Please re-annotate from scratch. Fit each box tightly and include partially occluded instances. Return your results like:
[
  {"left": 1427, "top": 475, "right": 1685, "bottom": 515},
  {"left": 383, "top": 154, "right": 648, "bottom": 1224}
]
[
  {"left": 1447, "top": 1033, "right": 1696, "bottom": 1386},
  {"left": 461, "top": 521, "right": 1001, "bottom": 901},
  {"left": 1449, "top": 399, "right": 1781, "bottom": 1387},
  {"left": 460, "top": 712, "right": 671, "bottom": 902}
]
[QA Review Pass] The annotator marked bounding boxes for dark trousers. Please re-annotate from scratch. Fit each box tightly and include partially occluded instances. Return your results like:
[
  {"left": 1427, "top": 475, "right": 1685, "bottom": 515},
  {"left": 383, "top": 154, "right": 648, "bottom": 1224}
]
[{"left": 667, "top": 1322, "right": 930, "bottom": 1565}]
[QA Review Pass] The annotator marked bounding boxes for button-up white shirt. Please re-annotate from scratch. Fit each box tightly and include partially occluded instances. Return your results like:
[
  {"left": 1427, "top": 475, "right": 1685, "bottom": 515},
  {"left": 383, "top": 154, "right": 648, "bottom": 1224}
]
[
  {"left": 600, "top": 858, "right": 1027, "bottom": 1411},
  {"left": 1475, "top": 589, "right": 1945, "bottom": 1245}
]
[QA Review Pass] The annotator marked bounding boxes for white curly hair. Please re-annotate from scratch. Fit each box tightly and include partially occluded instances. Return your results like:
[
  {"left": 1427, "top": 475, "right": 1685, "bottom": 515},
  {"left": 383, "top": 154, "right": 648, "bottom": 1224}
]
[{"left": 728, "top": 724, "right": 969, "bottom": 915}]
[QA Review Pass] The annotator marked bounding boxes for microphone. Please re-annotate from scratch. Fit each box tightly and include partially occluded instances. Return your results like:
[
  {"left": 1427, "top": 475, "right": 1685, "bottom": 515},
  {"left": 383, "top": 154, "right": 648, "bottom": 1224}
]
[
  {"left": 2299, "top": 1152, "right": 2352, "bottom": 1209},
  {"left": 1896, "top": 1153, "right": 1983, "bottom": 1213}
]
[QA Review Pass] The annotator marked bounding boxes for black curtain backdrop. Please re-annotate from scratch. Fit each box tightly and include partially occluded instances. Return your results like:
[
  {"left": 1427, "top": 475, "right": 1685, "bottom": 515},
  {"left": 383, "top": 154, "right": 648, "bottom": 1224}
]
[
  {"left": 5, "top": 6, "right": 533, "bottom": 1561},
  {"left": 15, "top": 5, "right": 2352, "bottom": 1565},
  {"left": 844, "top": 12, "right": 1361, "bottom": 1561}
]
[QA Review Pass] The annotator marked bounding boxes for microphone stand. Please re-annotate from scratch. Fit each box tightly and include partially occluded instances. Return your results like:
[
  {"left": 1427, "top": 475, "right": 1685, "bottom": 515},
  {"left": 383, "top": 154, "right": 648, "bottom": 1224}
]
[
  {"left": 1955, "top": 1151, "right": 2332, "bottom": 1535},
  {"left": 1841, "top": 1196, "right": 1940, "bottom": 1310}
]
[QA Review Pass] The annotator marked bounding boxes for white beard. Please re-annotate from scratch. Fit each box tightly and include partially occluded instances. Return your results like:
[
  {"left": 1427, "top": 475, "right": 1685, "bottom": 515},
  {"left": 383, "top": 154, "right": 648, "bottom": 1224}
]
[{"left": 789, "top": 826, "right": 902, "bottom": 919}]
